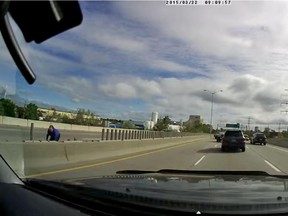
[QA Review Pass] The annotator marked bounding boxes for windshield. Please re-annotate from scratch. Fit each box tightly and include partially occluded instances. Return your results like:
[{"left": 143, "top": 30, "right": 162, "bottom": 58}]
[
  {"left": 2, "top": 0, "right": 288, "bottom": 211},
  {"left": 224, "top": 131, "right": 243, "bottom": 137},
  {"left": 256, "top": 133, "right": 265, "bottom": 137}
]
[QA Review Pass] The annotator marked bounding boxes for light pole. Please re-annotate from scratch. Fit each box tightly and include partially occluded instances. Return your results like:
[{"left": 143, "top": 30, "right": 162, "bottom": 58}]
[{"left": 204, "top": 89, "right": 223, "bottom": 138}]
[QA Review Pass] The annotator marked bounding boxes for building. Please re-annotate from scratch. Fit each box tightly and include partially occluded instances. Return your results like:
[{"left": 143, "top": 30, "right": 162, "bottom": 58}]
[
  {"left": 151, "top": 112, "right": 158, "bottom": 124},
  {"left": 37, "top": 107, "right": 100, "bottom": 121},
  {"left": 144, "top": 120, "right": 155, "bottom": 130},
  {"left": 168, "top": 124, "right": 181, "bottom": 132},
  {"left": 183, "top": 115, "right": 201, "bottom": 127},
  {"left": 38, "top": 107, "right": 76, "bottom": 120}
]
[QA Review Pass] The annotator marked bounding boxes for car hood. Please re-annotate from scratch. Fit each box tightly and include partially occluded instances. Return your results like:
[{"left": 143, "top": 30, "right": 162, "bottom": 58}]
[
  {"left": 65, "top": 173, "right": 288, "bottom": 202},
  {"left": 41, "top": 171, "right": 288, "bottom": 214}
]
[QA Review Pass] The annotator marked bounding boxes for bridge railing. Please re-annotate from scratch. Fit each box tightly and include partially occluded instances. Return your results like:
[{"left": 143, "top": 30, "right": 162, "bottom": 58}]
[{"left": 100, "top": 128, "right": 202, "bottom": 141}]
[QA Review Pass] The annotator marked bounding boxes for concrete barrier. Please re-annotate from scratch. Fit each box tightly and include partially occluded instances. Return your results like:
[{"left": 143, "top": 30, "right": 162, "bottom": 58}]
[
  {"left": 0, "top": 143, "right": 24, "bottom": 177},
  {"left": 0, "top": 135, "right": 208, "bottom": 177},
  {"left": 268, "top": 138, "right": 288, "bottom": 148},
  {"left": 0, "top": 116, "right": 104, "bottom": 132},
  {"left": 23, "top": 143, "right": 68, "bottom": 175}
]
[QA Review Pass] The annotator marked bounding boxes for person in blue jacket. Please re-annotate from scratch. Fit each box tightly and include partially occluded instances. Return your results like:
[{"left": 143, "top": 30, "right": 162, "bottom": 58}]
[{"left": 46, "top": 125, "right": 60, "bottom": 141}]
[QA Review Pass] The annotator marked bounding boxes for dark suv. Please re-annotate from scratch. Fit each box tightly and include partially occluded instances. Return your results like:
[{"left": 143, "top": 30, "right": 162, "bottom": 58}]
[
  {"left": 221, "top": 130, "right": 245, "bottom": 152},
  {"left": 251, "top": 133, "right": 267, "bottom": 145},
  {"left": 214, "top": 132, "right": 224, "bottom": 142}
]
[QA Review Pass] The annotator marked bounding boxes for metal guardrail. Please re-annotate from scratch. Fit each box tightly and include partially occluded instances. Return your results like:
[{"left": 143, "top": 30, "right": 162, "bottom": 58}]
[
  {"left": 100, "top": 128, "right": 202, "bottom": 141},
  {"left": 17, "top": 123, "right": 204, "bottom": 142}
]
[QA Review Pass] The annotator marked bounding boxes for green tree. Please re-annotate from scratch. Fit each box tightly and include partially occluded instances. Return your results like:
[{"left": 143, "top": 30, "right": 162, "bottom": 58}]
[
  {"left": 52, "top": 110, "right": 58, "bottom": 120},
  {"left": 24, "top": 103, "right": 39, "bottom": 120},
  {"left": 55, "top": 113, "right": 64, "bottom": 123},
  {"left": 153, "top": 116, "right": 171, "bottom": 131},
  {"left": 0, "top": 98, "right": 16, "bottom": 117},
  {"left": 62, "top": 114, "right": 75, "bottom": 124},
  {"left": 66, "top": 108, "right": 100, "bottom": 126},
  {"left": 282, "top": 131, "right": 288, "bottom": 138},
  {"left": 37, "top": 109, "right": 43, "bottom": 118},
  {"left": 200, "top": 124, "right": 210, "bottom": 133},
  {"left": 44, "top": 114, "right": 52, "bottom": 121},
  {"left": 121, "top": 121, "right": 136, "bottom": 129},
  {"left": 75, "top": 108, "right": 85, "bottom": 125},
  {"left": 86, "top": 113, "right": 101, "bottom": 126},
  {"left": 62, "top": 114, "right": 69, "bottom": 123},
  {"left": 263, "top": 127, "right": 270, "bottom": 138},
  {"left": 183, "top": 119, "right": 210, "bottom": 133},
  {"left": 16, "top": 106, "right": 25, "bottom": 118}
]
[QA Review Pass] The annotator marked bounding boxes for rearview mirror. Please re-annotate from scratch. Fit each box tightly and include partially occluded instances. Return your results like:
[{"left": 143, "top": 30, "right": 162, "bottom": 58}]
[
  {"left": 8, "top": 0, "right": 83, "bottom": 43},
  {"left": 0, "top": 0, "right": 83, "bottom": 84}
]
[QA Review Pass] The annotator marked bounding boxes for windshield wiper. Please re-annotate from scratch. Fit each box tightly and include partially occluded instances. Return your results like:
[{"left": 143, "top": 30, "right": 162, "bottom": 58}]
[{"left": 116, "top": 169, "right": 287, "bottom": 178}]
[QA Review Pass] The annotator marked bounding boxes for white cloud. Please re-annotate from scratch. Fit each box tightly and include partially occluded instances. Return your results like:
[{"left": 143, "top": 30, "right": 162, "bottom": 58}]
[
  {"left": 228, "top": 74, "right": 266, "bottom": 95},
  {"left": 98, "top": 78, "right": 162, "bottom": 100},
  {"left": 150, "top": 59, "right": 200, "bottom": 74},
  {"left": 3, "top": 1, "right": 288, "bottom": 128},
  {"left": 73, "top": 12, "right": 149, "bottom": 54},
  {"left": 114, "top": 1, "right": 288, "bottom": 59},
  {"left": 72, "top": 98, "right": 80, "bottom": 103},
  {"left": 99, "top": 82, "right": 137, "bottom": 99},
  {"left": 89, "top": 32, "right": 147, "bottom": 53}
]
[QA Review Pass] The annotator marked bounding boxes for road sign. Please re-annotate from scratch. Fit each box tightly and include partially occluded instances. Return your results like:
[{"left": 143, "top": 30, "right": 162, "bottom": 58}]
[{"left": 226, "top": 123, "right": 240, "bottom": 128}]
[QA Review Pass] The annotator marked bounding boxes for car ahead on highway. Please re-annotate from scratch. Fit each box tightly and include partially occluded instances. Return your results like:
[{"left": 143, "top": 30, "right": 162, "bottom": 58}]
[
  {"left": 221, "top": 130, "right": 246, "bottom": 152},
  {"left": 251, "top": 133, "right": 267, "bottom": 145},
  {"left": 244, "top": 134, "right": 250, "bottom": 141},
  {"left": 214, "top": 132, "right": 224, "bottom": 142}
]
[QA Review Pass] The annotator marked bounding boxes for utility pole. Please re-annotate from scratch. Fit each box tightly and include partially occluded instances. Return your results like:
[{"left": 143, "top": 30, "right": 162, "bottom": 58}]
[
  {"left": 3, "top": 85, "right": 7, "bottom": 99},
  {"left": 280, "top": 90, "right": 288, "bottom": 136},
  {"left": 281, "top": 90, "right": 288, "bottom": 114},
  {"left": 203, "top": 89, "right": 223, "bottom": 138},
  {"left": 247, "top": 116, "right": 251, "bottom": 131}
]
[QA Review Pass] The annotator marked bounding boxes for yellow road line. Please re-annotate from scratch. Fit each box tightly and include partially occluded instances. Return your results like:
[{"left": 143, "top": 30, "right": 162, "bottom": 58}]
[{"left": 23, "top": 138, "right": 206, "bottom": 178}]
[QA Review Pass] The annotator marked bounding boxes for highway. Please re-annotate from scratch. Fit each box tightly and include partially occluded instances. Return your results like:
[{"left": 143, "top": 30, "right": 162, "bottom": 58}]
[
  {"left": 0, "top": 125, "right": 102, "bottom": 142},
  {"left": 26, "top": 137, "right": 288, "bottom": 181}
]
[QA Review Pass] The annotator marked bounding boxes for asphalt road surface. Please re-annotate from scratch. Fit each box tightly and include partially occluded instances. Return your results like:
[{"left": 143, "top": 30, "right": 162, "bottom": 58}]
[
  {"left": 0, "top": 125, "right": 102, "bottom": 142},
  {"left": 26, "top": 137, "right": 288, "bottom": 181}
]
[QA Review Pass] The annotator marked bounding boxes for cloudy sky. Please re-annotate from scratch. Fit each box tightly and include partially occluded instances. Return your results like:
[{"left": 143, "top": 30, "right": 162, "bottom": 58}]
[{"left": 2, "top": 1, "right": 288, "bottom": 130}]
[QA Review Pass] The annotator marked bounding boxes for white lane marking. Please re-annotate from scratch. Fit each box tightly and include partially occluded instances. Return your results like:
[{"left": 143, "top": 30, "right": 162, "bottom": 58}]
[
  {"left": 194, "top": 155, "right": 205, "bottom": 166},
  {"left": 264, "top": 160, "right": 281, "bottom": 173},
  {"left": 267, "top": 145, "right": 288, "bottom": 153}
]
